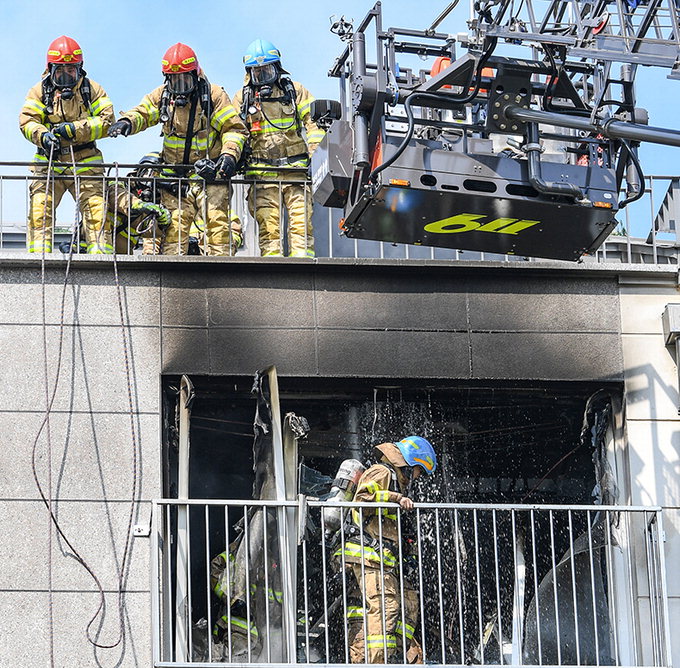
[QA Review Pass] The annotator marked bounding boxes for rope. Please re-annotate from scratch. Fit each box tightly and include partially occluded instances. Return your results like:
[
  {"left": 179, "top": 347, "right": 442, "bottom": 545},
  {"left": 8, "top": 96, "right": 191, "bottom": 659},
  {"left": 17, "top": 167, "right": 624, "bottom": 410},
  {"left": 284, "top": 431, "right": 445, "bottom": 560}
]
[{"left": 30, "top": 146, "right": 138, "bottom": 655}]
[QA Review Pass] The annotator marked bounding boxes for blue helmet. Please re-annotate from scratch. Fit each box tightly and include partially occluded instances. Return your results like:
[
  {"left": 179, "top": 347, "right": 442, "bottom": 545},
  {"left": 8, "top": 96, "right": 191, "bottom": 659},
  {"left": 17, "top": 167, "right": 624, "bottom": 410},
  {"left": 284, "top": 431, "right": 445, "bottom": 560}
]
[
  {"left": 395, "top": 436, "right": 437, "bottom": 475},
  {"left": 243, "top": 39, "right": 281, "bottom": 68}
]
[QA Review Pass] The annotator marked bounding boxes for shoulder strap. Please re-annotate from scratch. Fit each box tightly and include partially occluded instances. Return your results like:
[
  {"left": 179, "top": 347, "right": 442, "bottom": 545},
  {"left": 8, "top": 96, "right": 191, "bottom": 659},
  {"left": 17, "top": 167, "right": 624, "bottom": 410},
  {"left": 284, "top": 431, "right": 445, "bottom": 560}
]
[
  {"left": 376, "top": 462, "right": 398, "bottom": 492},
  {"left": 41, "top": 75, "right": 55, "bottom": 114},
  {"left": 280, "top": 78, "right": 302, "bottom": 135},
  {"left": 181, "top": 96, "right": 198, "bottom": 169},
  {"left": 239, "top": 85, "right": 253, "bottom": 121},
  {"left": 198, "top": 77, "right": 213, "bottom": 121},
  {"left": 80, "top": 77, "right": 92, "bottom": 113}
]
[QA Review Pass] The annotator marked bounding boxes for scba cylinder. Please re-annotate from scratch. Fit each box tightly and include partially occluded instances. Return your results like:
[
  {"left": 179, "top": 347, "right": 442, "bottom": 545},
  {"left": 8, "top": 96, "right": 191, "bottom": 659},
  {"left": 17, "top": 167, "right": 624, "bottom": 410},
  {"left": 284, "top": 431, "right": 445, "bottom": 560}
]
[{"left": 323, "top": 458, "right": 366, "bottom": 539}]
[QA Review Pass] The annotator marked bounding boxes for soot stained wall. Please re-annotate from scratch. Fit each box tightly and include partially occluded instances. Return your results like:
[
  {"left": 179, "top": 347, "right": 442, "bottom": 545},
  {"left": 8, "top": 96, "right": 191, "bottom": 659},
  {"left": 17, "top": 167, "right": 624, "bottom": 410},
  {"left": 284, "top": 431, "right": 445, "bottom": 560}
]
[{"left": 159, "top": 260, "right": 624, "bottom": 382}]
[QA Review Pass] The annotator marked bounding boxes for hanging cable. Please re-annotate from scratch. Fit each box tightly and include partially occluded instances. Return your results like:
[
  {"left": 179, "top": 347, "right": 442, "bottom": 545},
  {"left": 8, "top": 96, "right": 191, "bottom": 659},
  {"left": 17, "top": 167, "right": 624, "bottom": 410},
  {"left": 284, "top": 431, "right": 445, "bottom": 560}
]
[{"left": 31, "top": 150, "right": 138, "bottom": 653}]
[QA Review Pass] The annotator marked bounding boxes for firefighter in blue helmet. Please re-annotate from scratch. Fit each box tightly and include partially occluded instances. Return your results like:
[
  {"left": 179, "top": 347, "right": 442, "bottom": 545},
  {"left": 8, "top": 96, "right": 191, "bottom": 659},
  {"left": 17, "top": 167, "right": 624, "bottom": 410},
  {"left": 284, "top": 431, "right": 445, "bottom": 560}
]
[
  {"left": 232, "top": 39, "right": 325, "bottom": 257},
  {"left": 335, "top": 436, "right": 437, "bottom": 664}
]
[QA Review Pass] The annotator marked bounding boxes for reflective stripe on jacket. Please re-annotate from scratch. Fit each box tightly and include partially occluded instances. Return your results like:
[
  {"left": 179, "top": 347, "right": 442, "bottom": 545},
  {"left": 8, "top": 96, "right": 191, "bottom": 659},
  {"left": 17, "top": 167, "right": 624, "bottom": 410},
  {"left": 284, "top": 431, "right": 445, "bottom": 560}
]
[
  {"left": 19, "top": 77, "right": 114, "bottom": 173},
  {"left": 119, "top": 80, "right": 247, "bottom": 165},
  {"left": 233, "top": 80, "right": 325, "bottom": 180}
]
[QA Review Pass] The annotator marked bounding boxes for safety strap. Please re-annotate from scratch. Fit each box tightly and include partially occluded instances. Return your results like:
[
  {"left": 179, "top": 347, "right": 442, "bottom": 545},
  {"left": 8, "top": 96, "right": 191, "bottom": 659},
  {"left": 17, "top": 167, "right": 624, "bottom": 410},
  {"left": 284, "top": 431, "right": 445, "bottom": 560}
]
[{"left": 181, "top": 96, "right": 198, "bottom": 173}]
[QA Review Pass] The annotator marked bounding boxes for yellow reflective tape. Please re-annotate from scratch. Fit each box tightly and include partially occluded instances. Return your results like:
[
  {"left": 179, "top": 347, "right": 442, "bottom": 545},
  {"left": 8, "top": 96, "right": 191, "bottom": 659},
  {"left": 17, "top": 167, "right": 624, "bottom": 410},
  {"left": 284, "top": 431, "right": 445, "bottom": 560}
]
[
  {"left": 347, "top": 606, "right": 364, "bottom": 619},
  {"left": 23, "top": 121, "right": 43, "bottom": 141},
  {"left": 89, "top": 116, "right": 105, "bottom": 141},
  {"left": 217, "top": 616, "right": 258, "bottom": 637},
  {"left": 28, "top": 242, "right": 53, "bottom": 253},
  {"left": 359, "top": 481, "right": 380, "bottom": 495},
  {"left": 396, "top": 621, "right": 416, "bottom": 639},
  {"left": 307, "top": 130, "right": 326, "bottom": 142},
  {"left": 222, "top": 132, "right": 246, "bottom": 148},
  {"left": 297, "top": 99, "right": 314, "bottom": 115},
  {"left": 24, "top": 99, "right": 47, "bottom": 116},
  {"left": 336, "top": 542, "right": 397, "bottom": 567},
  {"left": 375, "top": 491, "right": 390, "bottom": 503},
  {"left": 86, "top": 243, "right": 113, "bottom": 254},
  {"left": 212, "top": 106, "right": 237, "bottom": 129},
  {"left": 366, "top": 635, "right": 397, "bottom": 649},
  {"left": 90, "top": 96, "right": 113, "bottom": 115}
]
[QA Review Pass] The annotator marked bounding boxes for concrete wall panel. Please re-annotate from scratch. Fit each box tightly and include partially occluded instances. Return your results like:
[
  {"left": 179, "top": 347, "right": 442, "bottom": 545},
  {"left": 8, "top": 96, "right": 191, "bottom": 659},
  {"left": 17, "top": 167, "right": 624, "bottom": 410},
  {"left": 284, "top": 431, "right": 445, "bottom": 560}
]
[
  {"left": 626, "top": 420, "right": 680, "bottom": 506},
  {"left": 0, "top": 324, "right": 160, "bottom": 413},
  {"left": 314, "top": 272, "right": 469, "bottom": 331},
  {"left": 471, "top": 332, "right": 623, "bottom": 380},
  {"left": 317, "top": 330, "right": 471, "bottom": 378},
  {"left": 0, "top": 266, "right": 160, "bottom": 327},
  {"left": 620, "top": 285, "right": 680, "bottom": 335},
  {"left": 622, "top": 334, "right": 679, "bottom": 420},
  {"left": 469, "top": 276, "right": 620, "bottom": 333},
  {"left": 0, "top": 411, "right": 160, "bottom": 501}
]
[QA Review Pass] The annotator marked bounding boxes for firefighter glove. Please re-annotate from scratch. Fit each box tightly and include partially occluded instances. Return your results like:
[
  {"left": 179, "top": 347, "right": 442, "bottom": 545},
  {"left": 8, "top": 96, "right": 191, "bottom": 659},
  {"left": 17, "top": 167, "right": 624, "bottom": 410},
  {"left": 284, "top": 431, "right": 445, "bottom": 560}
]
[
  {"left": 108, "top": 118, "right": 132, "bottom": 138},
  {"left": 132, "top": 201, "right": 171, "bottom": 228},
  {"left": 215, "top": 153, "right": 237, "bottom": 179},
  {"left": 52, "top": 122, "right": 76, "bottom": 141},
  {"left": 41, "top": 131, "right": 61, "bottom": 152},
  {"left": 194, "top": 157, "right": 217, "bottom": 182},
  {"left": 232, "top": 230, "right": 243, "bottom": 250}
]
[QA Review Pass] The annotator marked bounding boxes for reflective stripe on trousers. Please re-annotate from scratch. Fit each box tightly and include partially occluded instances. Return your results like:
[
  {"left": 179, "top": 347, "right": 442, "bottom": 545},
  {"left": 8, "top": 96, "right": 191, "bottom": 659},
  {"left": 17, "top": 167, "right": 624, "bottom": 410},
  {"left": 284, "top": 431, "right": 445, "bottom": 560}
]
[
  {"left": 27, "top": 172, "right": 111, "bottom": 254},
  {"left": 247, "top": 181, "right": 314, "bottom": 257}
]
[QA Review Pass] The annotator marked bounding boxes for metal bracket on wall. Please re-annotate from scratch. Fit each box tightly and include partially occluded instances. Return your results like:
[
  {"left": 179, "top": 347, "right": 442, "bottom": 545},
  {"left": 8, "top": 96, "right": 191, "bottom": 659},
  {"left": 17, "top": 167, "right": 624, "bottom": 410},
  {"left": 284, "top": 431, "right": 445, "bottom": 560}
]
[{"left": 661, "top": 304, "right": 680, "bottom": 412}]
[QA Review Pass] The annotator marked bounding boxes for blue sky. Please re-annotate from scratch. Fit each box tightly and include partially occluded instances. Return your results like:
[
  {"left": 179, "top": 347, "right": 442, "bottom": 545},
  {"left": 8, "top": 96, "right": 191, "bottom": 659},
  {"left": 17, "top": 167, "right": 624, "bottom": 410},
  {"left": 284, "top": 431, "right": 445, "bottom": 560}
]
[{"left": 2, "top": 0, "right": 679, "bottom": 235}]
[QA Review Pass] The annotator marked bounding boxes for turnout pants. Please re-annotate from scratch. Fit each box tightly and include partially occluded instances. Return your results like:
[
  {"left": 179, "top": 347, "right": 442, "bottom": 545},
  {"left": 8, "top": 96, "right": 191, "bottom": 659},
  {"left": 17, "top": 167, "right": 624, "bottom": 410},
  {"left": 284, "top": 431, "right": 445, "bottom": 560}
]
[
  {"left": 27, "top": 166, "right": 110, "bottom": 254},
  {"left": 247, "top": 181, "right": 314, "bottom": 257},
  {"left": 144, "top": 180, "right": 239, "bottom": 256},
  {"left": 348, "top": 563, "right": 423, "bottom": 664}
]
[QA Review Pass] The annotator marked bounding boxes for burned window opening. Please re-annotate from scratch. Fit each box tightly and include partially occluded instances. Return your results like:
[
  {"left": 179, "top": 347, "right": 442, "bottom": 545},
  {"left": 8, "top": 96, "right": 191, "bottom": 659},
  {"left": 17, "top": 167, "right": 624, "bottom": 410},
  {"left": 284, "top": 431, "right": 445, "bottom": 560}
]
[{"left": 161, "top": 375, "right": 623, "bottom": 664}]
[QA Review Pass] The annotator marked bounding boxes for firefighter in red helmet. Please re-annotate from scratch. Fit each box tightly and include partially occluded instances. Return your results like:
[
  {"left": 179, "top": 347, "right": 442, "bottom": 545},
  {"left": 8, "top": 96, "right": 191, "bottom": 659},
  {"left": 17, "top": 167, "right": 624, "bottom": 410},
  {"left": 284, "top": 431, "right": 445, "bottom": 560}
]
[
  {"left": 108, "top": 43, "right": 248, "bottom": 256},
  {"left": 19, "top": 36, "right": 115, "bottom": 253}
]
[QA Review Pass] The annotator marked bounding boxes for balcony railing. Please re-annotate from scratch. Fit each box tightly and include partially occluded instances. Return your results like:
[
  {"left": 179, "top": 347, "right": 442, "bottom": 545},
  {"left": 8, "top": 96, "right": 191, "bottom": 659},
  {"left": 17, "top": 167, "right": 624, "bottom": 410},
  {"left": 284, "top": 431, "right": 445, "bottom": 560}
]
[
  {"left": 0, "top": 160, "right": 678, "bottom": 263},
  {"left": 150, "top": 500, "right": 671, "bottom": 667}
]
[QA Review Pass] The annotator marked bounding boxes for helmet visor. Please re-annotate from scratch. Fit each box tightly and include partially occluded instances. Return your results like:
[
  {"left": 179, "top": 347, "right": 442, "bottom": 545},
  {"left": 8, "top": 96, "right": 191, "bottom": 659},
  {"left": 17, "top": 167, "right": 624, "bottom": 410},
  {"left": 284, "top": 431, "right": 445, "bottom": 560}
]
[
  {"left": 250, "top": 63, "right": 278, "bottom": 86},
  {"left": 51, "top": 64, "right": 81, "bottom": 88},
  {"left": 166, "top": 72, "right": 196, "bottom": 95}
]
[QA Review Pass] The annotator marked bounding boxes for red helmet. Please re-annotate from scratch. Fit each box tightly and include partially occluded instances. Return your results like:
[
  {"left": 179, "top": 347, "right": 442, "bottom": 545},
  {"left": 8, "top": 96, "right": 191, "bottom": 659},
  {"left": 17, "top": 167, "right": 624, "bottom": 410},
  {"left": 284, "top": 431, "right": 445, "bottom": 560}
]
[
  {"left": 161, "top": 43, "right": 199, "bottom": 74},
  {"left": 46, "top": 36, "right": 83, "bottom": 65}
]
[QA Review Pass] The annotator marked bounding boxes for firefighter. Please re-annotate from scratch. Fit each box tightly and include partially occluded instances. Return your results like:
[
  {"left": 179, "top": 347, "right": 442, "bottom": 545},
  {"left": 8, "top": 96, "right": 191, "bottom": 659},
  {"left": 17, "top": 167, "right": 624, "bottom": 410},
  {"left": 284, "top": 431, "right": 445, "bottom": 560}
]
[
  {"left": 232, "top": 39, "right": 325, "bottom": 257},
  {"left": 20, "top": 36, "right": 114, "bottom": 254},
  {"left": 336, "top": 436, "right": 437, "bottom": 664},
  {"left": 107, "top": 153, "right": 172, "bottom": 253},
  {"left": 108, "top": 43, "right": 247, "bottom": 256},
  {"left": 210, "top": 550, "right": 262, "bottom": 661}
]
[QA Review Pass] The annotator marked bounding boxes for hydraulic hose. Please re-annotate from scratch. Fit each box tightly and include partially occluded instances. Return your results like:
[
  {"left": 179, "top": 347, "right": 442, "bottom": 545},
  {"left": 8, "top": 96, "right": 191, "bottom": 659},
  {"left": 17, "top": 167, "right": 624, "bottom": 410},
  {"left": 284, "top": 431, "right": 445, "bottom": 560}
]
[
  {"left": 618, "top": 138, "right": 645, "bottom": 208},
  {"left": 368, "top": 38, "right": 498, "bottom": 184},
  {"left": 524, "top": 122, "right": 584, "bottom": 200}
]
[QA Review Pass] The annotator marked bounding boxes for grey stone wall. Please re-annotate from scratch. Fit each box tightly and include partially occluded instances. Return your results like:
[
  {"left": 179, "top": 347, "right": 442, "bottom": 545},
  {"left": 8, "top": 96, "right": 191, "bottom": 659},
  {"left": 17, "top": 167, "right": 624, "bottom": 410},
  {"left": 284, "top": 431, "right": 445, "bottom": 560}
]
[{"left": 0, "top": 255, "right": 662, "bottom": 666}]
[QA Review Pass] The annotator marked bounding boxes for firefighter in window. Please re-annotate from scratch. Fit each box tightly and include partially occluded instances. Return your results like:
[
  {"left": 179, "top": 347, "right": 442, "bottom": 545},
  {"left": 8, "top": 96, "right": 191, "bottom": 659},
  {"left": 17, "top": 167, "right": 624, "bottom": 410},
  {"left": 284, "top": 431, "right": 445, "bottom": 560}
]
[
  {"left": 108, "top": 43, "right": 247, "bottom": 256},
  {"left": 19, "top": 36, "right": 115, "bottom": 254},
  {"left": 232, "top": 39, "right": 325, "bottom": 257},
  {"left": 334, "top": 436, "right": 437, "bottom": 664}
]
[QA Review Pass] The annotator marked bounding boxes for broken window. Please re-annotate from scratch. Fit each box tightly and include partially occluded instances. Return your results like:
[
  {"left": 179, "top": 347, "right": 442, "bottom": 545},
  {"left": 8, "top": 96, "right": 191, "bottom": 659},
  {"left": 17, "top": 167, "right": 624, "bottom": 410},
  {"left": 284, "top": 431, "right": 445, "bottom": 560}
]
[{"left": 157, "top": 374, "right": 660, "bottom": 665}]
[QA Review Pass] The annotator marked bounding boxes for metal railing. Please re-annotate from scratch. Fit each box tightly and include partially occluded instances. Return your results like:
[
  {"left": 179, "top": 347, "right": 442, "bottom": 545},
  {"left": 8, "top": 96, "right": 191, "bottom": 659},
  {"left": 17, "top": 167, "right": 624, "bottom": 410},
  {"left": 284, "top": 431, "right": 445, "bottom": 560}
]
[
  {"left": 0, "top": 161, "right": 678, "bottom": 263},
  {"left": 151, "top": 499, "right": 671, "bottom": 667}
]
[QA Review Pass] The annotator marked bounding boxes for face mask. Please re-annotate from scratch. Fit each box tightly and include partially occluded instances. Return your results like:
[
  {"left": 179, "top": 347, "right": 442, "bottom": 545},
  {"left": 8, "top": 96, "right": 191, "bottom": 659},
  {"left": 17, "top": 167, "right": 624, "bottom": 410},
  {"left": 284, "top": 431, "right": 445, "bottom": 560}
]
[
  {"left": 51, "top": 64, "right": 80, "bottom": 89},
  {"left": 250, "top": 63, "right": 278, "bottom": 87},
  {"left": 166, "top": 72, "right": 196, "bottom": 96}
]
